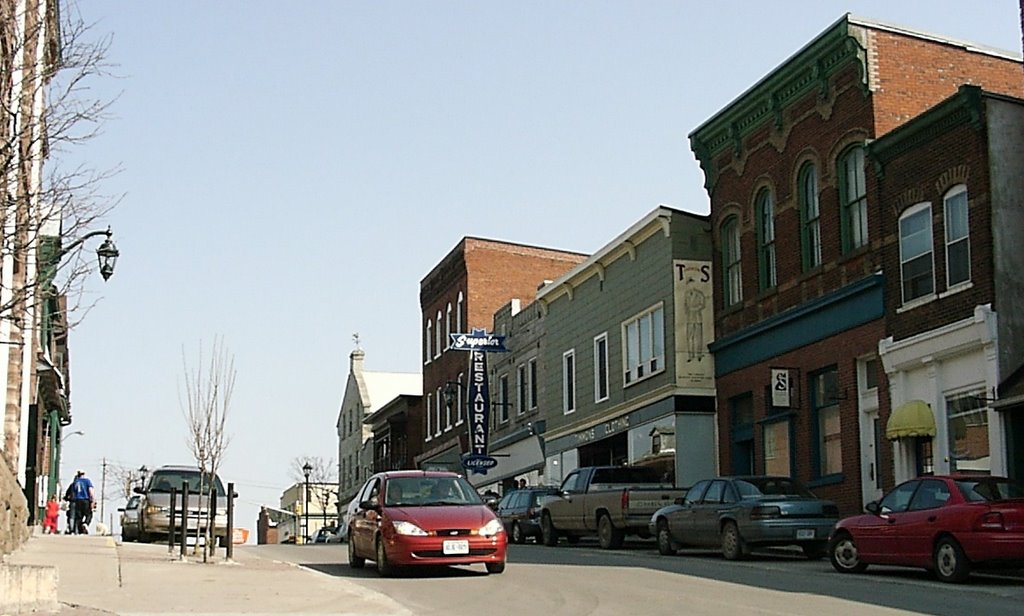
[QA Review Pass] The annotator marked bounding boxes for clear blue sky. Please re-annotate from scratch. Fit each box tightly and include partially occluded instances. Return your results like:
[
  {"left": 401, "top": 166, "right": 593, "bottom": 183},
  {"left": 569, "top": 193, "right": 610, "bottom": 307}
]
[{"left": 58, "top": 1, "right": 1022, "bottom": 536}]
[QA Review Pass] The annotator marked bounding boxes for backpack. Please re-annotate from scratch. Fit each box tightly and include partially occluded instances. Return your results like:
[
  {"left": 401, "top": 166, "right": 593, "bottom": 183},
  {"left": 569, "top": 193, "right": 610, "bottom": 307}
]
[{"left": 64, "top": 481, "right": 75, "bottom": 502}]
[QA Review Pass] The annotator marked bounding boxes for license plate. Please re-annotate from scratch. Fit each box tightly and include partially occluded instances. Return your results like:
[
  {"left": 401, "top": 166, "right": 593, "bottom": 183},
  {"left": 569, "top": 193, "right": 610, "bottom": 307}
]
[
  {"left": 796, "top": 529, "right": 815, "bottom": 540},
  {"left": 443, "top": 540, "right": 469, "bottom": 555}
]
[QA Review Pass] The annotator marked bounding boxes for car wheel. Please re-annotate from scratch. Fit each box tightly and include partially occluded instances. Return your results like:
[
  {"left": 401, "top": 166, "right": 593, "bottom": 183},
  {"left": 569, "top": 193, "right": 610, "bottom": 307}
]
[
  {"left": 540, "top": 513, "right": 558, "bottom": 546},
  {"left": 828, "top": 532, "right": 867, "bottom": 573},
  {"left": 720, "top": 521, "right": 746, "bottom": 560},
  {"left": 802, "top": 541, "right": 828, "bottom": 560},
  {"left": 656, "top": 519, "right": 676, "bottom": 556},
  {"left": 933, "top": 536, "right": 970, "bottom": 583},
  {"left": 348, "top": 532, "right": 365, "bottom": 569},
  {"left": 511, "top": 522, "right": 525, "bottom": 545},
  {"left": 597, "top": 514, "right": 624, "bottom": 550},
  {"left": 375, "top": 537, "right": 394, "bottom": 577},
  {"left": 485, "top": 561, "right": 506, "bottom": 574}
]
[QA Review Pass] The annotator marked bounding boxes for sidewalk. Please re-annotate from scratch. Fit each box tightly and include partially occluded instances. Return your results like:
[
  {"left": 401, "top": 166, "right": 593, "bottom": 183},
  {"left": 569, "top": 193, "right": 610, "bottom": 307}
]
[{"left": 2, "top": 531, "right": 407, "bottom": 615}]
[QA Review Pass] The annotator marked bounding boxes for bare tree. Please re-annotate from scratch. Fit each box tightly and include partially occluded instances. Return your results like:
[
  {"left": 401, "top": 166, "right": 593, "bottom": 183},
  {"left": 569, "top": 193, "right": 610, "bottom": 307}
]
[
  {"left": 291, "top": 455, "right": 337, "bottom": 526},
  {"left": 179, "top": 336, "right": 235, "bottom": 560},
  {"left": 1, "top": 0, "right": 121, "bottom": 325}
]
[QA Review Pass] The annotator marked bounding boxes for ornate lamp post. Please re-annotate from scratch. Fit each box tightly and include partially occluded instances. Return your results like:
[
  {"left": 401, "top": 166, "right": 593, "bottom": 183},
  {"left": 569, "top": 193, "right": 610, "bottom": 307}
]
[
  {"left": 302, "top": 462, "right": 312, "bottom": 544},
  {"left": 138, "top": 465, "right": 149, "bottom": 489}
]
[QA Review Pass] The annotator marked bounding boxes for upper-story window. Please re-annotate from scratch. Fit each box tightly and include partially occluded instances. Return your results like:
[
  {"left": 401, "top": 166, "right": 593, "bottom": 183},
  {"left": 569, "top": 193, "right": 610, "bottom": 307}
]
[
  {"left": 563, "top": 349, "right": 576, "bottom": 414},
  {"left": 435, "top": 387, "right": 443, "bottom": 436},
  {"left": 839, "top": 146, "right": 868, "bottom": 253},
  {"left": 456, "top": 372, "right": 465, "bottom": 424},
  {"left": 899, "top": 202, "right": 934, "bottom": 304},
  {"left": 445, "top": 303, "right": 452, "bottom": 350},
  {"left": 756, "top": 188, "right": 776, "bottom": 290},
  {"left": 798, "top": 163, "right": 821, "bottom": 270},
  {"left": 517, "top": 364, "right": 527, "bottom": 416},
  {"left": 456, "top": 292, "right": 464, "bottom": 333},
  {"left": 594, "top": 332, "right": 609, "bottom": 402},
  {"left": 435, "top": 310, "right": 442, "bottom": 358},
  {"left": 425, "top": 319, "right": 433, "bottom": 363},
  {"left": 623, "top": 304, "right": 665, "bottom": 386},
  {"left": 944, "top": 185, "right": 970, "bottom": 288},
  {"left": 498, "top": 374, "right": 510, "bottom": 423},
  {"left": 528, "top": 358, "right": 538, "bottom": 410},
  {"left": 425, "top": 395, "right": 432, "bottom": 441},
  {"left": 721, "top": 216, "right": 742, "bottom": 307}
]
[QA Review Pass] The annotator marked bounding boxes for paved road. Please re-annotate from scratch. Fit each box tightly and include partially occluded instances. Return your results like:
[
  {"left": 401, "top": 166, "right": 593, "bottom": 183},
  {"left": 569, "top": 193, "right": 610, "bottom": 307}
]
[{"left": 265, "top": 539, "right": 1024, "bottom": 616}]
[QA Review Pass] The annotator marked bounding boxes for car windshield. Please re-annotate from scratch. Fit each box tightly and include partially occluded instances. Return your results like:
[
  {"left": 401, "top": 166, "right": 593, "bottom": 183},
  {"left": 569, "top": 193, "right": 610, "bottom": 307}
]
[
  {"left": 384, "top": 476, "right": 483, "bottom": 506},
  {"left": 147, "top": 471, "right": 226, "bottom": 494},
  {"left": 734, "top": 477, "right": 815, "bottom": 499},
  {"left": 956, "top": 478, "right": 1024, "bottom": 502}
]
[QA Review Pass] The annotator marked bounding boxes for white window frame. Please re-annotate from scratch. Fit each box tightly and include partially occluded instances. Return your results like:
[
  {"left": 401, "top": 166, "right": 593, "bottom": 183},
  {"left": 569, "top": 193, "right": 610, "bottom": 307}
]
[
  {"left": 800, "top": 163, "right": 821, "bottom": 270},
  {"left": 528, "top": 358, "right": 538, "bottom": 410},
  {"left": 757, "top": 188, "right": 776, "bottom": 290},
  {"left": 445, "top": 303, "right": 452, "bottom": 350},
  {"left": 498, "top": 374, "right": 510, "bottom": 423},
  {"left": 944, "top": 185, "right": 971, "bottom": 289},
  {"left": 563, "top": 349, "right": 576, "bottom": 415},
  {"left": 456, "top": 373, "right": 465, "bottom": 425},
  {"left": 840, "top": 146, "right": 868, "bottom": 252},
  {"left": 435, "top": 387, "right": 443, "bottom": 436},
  {"left": 594, "top": 332, "right": 609, "bottom": 403},
  {"left": 425, "top": 319, "right": 433, "bottom": 364},
  {"left": 621, "top": 303, "right": 665, "bottom": 386},
  {"left": 899, "top": 202, "right": 935, "bottom": 305},
  {"left": 722, "top": 217, "right": 742, "bottom": 307},
  {"left": 456, "top": 292, "right": 464, "bottom": 333},
  {"left": 425, "top": 395, "right": 432, "bottom": 441},
  {"left": 517, "top": 364, "right": 527, "bottom": 416},
  {"left": 435, "top": 310, "right": 442, "bottom": 358}
]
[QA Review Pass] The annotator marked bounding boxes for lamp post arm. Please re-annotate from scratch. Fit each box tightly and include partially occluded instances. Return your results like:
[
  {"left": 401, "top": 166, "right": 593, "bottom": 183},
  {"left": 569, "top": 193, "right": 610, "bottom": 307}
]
[{"left": 57, "top": 227, "right": 112, "bottom": 260}]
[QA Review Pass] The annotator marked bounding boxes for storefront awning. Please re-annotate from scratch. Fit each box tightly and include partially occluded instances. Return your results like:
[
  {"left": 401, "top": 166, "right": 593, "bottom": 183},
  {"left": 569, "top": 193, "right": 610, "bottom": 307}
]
[{"left": 886, "top": 399, "right": 936, "bottom": 440}]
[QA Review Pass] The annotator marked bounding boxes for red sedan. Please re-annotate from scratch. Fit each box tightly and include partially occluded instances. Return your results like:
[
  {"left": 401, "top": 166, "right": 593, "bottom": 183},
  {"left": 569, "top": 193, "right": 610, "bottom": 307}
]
[
  {"left": 828, "top": 475, "right": 1024, "bottom": 583},
  {"left": 347, "top": 470, "right": 507, "bottom": 576}
]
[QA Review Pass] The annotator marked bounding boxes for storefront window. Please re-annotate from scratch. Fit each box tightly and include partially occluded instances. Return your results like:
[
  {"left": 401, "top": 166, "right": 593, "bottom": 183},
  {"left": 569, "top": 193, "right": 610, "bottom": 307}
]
[
  {"left": 763, "top": 420, "right": 791, "bottom": 476},
  {"left": 947, "top": 393, "right": 990, "bottom": 474}
]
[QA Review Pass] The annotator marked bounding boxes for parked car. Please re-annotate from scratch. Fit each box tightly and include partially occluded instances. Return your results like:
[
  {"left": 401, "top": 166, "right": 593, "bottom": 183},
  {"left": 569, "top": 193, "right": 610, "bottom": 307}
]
[
  {"left": 118, "top": 494, "right": 142, "bottom": 542},
  {"left": 539, "top": 466, "right": 686, "bottom": 549},
  {"left": 347, "top": 470, "right": 507, "bottom": 576},
  {"left": 496, "top": 487, "right": 560, "bottom": 544},
  {"left": 828, "top": 475, "right": 1024, "bottom": 583},
  {"left": 309, "top": 526, "right": 340, "bottom": 544},
  {"left": 649, "top": 476, "right": 839, "bottom": 559},
  {"left": 134, "top": 465, "right": 230, "bottom": 545}
]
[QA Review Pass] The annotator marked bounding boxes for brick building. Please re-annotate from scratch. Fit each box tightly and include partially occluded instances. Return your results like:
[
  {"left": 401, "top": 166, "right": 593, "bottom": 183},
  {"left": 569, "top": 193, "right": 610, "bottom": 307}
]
[
  {"left": 417, "top": 238, "right": 586, "bottom": 472},
  {"left": 872, "top": 86, "right": 1024, "bottom": 482},
  {"left": 689, "top": 14, "right": 1023, "bottom": 515}
]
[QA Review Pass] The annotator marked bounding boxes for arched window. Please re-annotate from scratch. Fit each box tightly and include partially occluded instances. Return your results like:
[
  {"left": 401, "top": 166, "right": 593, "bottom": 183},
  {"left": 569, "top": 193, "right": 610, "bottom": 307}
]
[
  {"left": 435, "top": 310, "right": 442, "bottom": 358},
  {"left": 798, "top": 163, "right": 821, "bottom": 270},
  {"left": 456, "top": 372, "right": 465, "bottom": 424},
  {"left": 838, "top": 146, "right": 868, "bottom": 253},
  {"left": 456, "top": 292, "right": 464, "bottom": 333},
  {"left": 425, "top": 319, "right": 433, "bottom": 364},
  {"left": 755, "top": 188, "right": 776, "bottom": 290},
  {"left": 899, "top": 202, "right": 934, "bottom": 303},
  {"left": 721, "top": 216, "right": 742, "bottom": 307},
  {"left": 445, "top": 303, "right": 452, "bottom": 350},
  {"left": 943, "top": 185, "right": 970, "bottom": 287}
]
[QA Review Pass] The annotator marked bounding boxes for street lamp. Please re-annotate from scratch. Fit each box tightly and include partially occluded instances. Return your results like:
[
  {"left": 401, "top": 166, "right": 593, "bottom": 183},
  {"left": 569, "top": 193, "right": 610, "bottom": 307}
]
[
  {"left": 302, "top": 462, "right": 312, "bottom": 544},
  {"left": 60, "top": 429, "right": 84, "bottom": 443},
  {"left": 58, "top": 226, "right": 120, "bottom": 281},
  {"left": 138, "top": 465, "right": 149, "bottom": 488}
]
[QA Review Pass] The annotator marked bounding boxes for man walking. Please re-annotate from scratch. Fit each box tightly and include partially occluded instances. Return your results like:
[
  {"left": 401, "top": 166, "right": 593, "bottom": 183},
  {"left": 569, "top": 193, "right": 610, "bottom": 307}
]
[{"left": 70, "top": 470, "right": 96, "bottom": 534}]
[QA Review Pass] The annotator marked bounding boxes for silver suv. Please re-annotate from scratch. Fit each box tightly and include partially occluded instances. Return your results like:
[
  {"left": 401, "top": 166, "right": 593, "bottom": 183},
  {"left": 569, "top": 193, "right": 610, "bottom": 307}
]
[{"left": 134, "top": 465, "right": 229, "bottom": 545}]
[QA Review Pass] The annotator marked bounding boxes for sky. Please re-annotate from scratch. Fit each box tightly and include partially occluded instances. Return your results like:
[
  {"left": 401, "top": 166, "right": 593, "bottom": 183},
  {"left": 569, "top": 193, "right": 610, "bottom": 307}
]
[{"left": 56, "top": 1, "right": 1023, "bottom": 539}]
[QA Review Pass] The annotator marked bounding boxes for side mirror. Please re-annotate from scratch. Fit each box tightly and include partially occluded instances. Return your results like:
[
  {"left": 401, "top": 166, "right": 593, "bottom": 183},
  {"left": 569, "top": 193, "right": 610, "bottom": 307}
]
[
  {"left": 673, "top": 497, "right": 685, "bottom": 506},
  {"left": 117, "top": 507, "right": 125, "bottom": 513},
  {"left": 133, "top": 487, "right": 145, "bottom": 495},
  {"left": 358, "top": 500, "right": 379, "bottom": 511},
  {"left": 865, "top": 501, "right": 881, "bottom": 515}
]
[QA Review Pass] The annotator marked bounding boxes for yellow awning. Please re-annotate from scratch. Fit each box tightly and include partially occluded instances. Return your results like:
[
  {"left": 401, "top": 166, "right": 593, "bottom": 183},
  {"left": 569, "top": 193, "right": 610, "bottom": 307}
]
[{"left": 886, "top": 399, "right": 936, "bottom": 440}]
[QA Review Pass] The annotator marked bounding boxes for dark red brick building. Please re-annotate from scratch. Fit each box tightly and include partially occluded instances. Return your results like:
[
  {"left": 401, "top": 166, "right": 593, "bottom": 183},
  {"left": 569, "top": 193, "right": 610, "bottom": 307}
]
[
  {"left": 417, "top": 238, "right": 586, "bottom": 471},
  {"left": 689, "top": 14, "right": 1023, "bottom": 515}
]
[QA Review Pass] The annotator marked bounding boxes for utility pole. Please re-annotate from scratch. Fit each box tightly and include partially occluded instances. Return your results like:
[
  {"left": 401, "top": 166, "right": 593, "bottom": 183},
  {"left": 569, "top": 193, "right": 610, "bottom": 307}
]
[{"left": 100, "top": 458, "right": 108, "bottom": 521}]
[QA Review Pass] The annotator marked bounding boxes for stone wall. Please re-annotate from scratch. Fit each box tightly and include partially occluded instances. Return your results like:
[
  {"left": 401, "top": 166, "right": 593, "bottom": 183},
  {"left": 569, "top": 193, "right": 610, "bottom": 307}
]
[{"left": 1, "top": 451, "right": 30, "bottom": 557}]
